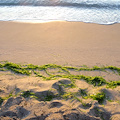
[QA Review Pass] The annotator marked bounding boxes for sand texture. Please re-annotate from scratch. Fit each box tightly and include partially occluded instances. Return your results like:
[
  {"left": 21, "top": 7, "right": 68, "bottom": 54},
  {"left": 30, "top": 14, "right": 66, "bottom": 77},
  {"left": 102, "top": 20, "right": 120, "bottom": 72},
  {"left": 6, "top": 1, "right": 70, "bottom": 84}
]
[
  {"left": 0, "top": 62, "right": 120, "bottom": 120},
  {"left": 0, "top": 21, "right": 120, "bottom": 120},
  {"left": 0, "top": 21, "right": 120, "bottom": 66}
]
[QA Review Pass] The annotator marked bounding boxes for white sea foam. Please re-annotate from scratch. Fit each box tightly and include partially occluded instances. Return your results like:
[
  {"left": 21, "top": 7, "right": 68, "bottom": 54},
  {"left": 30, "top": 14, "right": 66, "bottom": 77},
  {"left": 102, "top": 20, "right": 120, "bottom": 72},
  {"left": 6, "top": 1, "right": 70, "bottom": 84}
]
[{"left": 0, "top": 0, "right": 120, "bottom": 24}]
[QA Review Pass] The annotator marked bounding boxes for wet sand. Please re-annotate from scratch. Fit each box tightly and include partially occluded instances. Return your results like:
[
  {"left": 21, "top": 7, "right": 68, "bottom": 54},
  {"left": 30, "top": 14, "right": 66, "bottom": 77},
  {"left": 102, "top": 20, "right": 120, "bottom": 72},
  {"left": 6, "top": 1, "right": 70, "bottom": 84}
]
[{"left": 0, "top": 21, "right": 120, "bottom": 66}]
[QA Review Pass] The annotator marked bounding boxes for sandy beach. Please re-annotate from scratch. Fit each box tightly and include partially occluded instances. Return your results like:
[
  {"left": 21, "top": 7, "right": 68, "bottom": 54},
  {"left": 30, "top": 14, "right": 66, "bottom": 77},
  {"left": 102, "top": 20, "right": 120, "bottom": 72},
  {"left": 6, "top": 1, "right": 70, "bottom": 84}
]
[
  {"left": 0, "top": 21, "right": 120, "bottom": 66},
  {"left": 0, "top": 21, "right": 120, "bottom": 120}
]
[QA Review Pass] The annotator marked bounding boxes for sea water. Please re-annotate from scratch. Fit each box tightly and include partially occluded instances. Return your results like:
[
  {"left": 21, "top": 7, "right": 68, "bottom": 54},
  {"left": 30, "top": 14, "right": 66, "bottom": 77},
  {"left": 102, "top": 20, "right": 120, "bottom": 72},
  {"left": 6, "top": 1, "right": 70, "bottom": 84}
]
[{"left": 0, "top": 0, "right": 120, "bottom": 24}]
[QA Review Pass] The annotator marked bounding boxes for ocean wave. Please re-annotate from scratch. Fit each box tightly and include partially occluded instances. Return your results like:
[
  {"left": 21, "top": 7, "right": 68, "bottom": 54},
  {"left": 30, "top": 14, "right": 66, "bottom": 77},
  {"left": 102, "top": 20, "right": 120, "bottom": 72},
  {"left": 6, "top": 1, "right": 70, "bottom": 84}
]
[{"left": 0, "top": 0, "right": 120, "bottom": 9}]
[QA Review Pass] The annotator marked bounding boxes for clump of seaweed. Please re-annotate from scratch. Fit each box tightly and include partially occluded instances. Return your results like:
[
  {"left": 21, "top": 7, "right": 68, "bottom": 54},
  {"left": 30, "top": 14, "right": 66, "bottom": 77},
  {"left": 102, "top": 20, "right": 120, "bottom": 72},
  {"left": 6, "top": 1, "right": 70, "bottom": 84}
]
[
  {"left": 107, "top": 81, "right": 120, "bottom": 88},
  {"left": 80, "top": 76, "right": 107, "bottom": 86},
  {"left": 3, "top": 62, "right": 31, "bottom": 75},
  {"left": 21, "top": 90, "right": 36, "bottom": 98},
  {"left": 44, "top": 94, "right": 55, "bottom": 101},
  {"left": 89, "top": 91, "right": 106, "bottom": 104}
]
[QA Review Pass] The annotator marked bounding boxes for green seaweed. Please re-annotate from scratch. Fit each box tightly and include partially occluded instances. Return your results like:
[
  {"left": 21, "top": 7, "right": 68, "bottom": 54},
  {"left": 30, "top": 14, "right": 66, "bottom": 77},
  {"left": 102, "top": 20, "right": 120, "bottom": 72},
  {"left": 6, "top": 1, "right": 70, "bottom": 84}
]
[
  {"left": 26, "top": 64, "right": 39, "bottom": 70},
  {"left": 107, "top": 81, "right": 120, "bottom": 88},
  {"left": 0, "top": 63, "right": 4, "bottom": 68},
  {"left": 21, "top": 90, "right": 36, "bottom": 98},
  {"left": 3, "top": 62, "right": 31, "bottom": 75},
  {"left": 44, "top": 94, "right": 55, "bottom": 101},
  {"left": 59, "top": 81, "right": 76, "bottom": 88},
  {"left": 90, "top": 91, "right": 106, "bottom": 104},
  {"left": 79, "top": 88, "right": 88, "bottom": 98},
  {"left": 0, "top": 97, "right": 3, "bottom": 105},
  {"left": 62, "top": 92, "right": 76, "bottom": 99},
  {"left": 1, "top": 61, "right": 120, "bottom": 104},
  {"left": 80, "top": 76, "right": 107, "bottom": 86},
  {"left": 4, "top": 62, "right": 21, "bottom": 69},
  {"left": 105, "top": 66, "right": 120, "bottom": 74}
]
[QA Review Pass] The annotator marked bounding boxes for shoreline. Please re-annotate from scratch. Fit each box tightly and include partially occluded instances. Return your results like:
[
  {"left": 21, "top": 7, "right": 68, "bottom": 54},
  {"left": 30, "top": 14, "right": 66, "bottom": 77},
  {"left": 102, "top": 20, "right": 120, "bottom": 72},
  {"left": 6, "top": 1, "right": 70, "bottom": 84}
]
[
  {"left": 0, "top": 21, "right": 120, "bottom": 67},
  {"left": 1, "top": 20, "right": 119, "bottom": 25}
]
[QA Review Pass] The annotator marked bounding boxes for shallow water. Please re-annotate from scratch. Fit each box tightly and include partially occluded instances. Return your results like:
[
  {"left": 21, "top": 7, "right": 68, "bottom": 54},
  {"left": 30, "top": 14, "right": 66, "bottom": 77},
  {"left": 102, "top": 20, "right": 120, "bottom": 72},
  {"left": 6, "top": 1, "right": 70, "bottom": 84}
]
[{"left": 0, "top": 0, "right": 120, "bottom": 24}]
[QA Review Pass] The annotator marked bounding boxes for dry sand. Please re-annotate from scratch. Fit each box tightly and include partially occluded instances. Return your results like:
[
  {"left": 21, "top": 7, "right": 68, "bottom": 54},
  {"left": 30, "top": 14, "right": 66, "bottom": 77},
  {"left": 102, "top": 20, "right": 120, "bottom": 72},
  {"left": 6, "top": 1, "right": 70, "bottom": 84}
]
[{"left": 0, "top": 21, "right": 120, "bottom": 120}]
